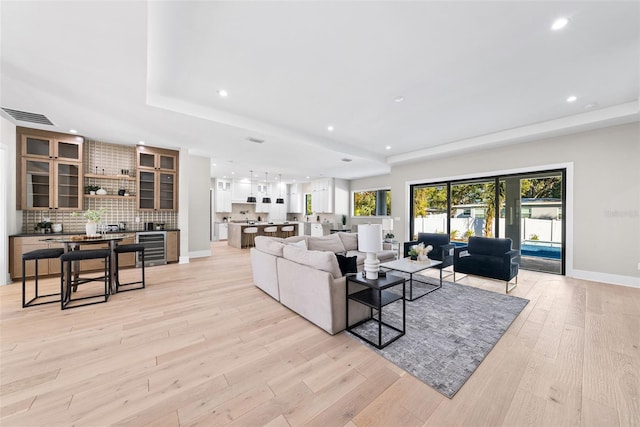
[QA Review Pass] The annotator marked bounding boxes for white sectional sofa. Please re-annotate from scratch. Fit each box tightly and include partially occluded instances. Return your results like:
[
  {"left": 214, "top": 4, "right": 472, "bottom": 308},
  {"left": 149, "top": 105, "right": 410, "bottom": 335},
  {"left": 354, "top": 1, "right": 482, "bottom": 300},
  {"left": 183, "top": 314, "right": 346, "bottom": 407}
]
[{"left": 250, "top": 232, "right": 397, "bottom": 335}]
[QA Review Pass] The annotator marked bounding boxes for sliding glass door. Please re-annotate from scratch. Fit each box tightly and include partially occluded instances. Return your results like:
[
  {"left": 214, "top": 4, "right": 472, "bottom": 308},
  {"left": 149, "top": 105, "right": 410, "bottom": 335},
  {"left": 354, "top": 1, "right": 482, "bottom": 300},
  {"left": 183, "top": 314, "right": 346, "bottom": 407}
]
[
  {"left": 411, "top": 184, "right": 448, "bottom": 239},
  {"left": 410, "top": 169, "right": 565, "bottom": 274},
  {"left": 500, "top": 172, "right": 564, "bottom": 274}
]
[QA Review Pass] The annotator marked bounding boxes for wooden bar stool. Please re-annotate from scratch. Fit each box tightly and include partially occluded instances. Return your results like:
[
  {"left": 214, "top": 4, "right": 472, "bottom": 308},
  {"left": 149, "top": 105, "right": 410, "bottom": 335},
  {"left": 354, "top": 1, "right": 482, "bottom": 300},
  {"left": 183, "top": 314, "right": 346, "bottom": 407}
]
[
  {"left": 263, "top": 226, "right": 278, "bottom": 237},
  {"left": 22, "top": 248, "right": 64, "bottom": 308},
  {"left": 243, "top": 227, "right": 259, "bottom": 248},
  {"left": 280, "top": 225, "right": 295, "bottom": 238},
  {"left": 60, "top": 249, "right": 110, "bottom": 310},
  {"left": 114, "top": 244, "right": 145, "bottom": 293}
]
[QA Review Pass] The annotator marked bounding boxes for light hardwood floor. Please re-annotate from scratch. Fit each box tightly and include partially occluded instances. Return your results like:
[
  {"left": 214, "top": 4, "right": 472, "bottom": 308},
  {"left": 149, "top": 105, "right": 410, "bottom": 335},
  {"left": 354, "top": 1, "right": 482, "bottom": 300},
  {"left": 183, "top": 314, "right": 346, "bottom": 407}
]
[{"left": 1, "top": 242, "right": 639, "bottom": 426}]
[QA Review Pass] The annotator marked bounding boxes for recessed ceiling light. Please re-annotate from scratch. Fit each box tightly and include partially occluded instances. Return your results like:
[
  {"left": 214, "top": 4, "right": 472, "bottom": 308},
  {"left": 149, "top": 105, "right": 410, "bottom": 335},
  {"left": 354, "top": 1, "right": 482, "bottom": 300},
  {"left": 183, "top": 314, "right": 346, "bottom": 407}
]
[
  {"left": 212, "top": 163, "right": 217, "bottom": 166},
  {"left": 551, "top": 17, "right": 569, "bottom": 31},
  {"left": 566, "top": 95, "right": 577, "bottom": 103},
  {"left": 223, "top": 175, "right": 226, "bottom": 178},
  {"left": 231, "top": 172, "right": 235, "bottom": 175},
  {"left": 69, "top": 129, "right": 77, "bottom": 134},
  {"left": 306, "top": 176, "right": 310, "bottom": 179},
  {"left": 138, "top": 141, "right": 145, "bottom": 145},
  {"left": 385, "top": 145, "right": 391, "bottom": 150},
  {"left": 218, "top": 89, "right": 228, "bottom": 97},
  {"left": 394, "top": 96, "right": 404, "bottom": 103},
  {"left": 327, "top": 125, "right": 334, "bottom": 132}
]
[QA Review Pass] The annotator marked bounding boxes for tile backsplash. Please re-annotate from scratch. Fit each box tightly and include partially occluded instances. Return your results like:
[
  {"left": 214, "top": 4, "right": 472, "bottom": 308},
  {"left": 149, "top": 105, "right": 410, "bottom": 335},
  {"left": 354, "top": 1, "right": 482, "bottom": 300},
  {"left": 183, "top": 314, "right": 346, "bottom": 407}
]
[{"left": 21, "top": 140, "right": 178, "bottom": 233}]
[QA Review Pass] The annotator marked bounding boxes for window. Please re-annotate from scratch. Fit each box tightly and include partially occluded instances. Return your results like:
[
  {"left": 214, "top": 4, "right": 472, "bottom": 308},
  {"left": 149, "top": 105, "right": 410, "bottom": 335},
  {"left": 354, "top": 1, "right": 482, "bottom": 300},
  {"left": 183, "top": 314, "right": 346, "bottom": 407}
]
[{"left": 353, "top": 189, "right": 391, "bottom": 217}]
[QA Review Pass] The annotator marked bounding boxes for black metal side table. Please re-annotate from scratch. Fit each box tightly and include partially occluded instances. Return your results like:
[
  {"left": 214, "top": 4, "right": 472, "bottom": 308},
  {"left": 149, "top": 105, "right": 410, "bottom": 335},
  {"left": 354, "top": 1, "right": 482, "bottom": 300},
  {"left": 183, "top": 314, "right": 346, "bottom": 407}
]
[{"left": 346, "top": 272, "right": 406, "bottom": 349}]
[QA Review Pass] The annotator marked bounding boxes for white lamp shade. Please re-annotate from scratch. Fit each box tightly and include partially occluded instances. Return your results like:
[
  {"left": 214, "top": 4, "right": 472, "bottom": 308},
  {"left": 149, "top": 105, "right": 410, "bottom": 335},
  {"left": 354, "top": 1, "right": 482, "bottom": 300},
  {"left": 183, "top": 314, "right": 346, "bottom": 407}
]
[
  {"left": 381, "top": 218, "right": 393, "bottom": 231},
  {"left": 358, "top": 224, "right": 383, "bottom": 253}
]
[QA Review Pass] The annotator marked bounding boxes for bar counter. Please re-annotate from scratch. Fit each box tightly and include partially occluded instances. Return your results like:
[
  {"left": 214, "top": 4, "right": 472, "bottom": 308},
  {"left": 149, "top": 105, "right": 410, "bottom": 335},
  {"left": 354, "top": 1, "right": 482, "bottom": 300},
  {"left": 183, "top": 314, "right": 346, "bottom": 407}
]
[{"left": 227, "top": 222, "right": 299, "bottom": 248}]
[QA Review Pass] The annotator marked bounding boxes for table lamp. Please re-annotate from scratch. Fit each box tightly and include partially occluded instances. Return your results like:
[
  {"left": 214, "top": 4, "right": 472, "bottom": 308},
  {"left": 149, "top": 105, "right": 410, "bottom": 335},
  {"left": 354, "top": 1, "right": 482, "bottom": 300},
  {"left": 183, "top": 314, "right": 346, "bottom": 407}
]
[{"left": 358, "top": 224, "right": 383, "bottom": 279}]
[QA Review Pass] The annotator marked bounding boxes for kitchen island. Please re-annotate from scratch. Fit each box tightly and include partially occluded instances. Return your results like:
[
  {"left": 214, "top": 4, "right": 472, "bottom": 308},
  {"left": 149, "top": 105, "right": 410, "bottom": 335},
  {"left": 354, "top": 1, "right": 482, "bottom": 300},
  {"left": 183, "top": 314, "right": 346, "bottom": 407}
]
[{"left": 227, "top": 222, "right": 300, "bottom": 248}]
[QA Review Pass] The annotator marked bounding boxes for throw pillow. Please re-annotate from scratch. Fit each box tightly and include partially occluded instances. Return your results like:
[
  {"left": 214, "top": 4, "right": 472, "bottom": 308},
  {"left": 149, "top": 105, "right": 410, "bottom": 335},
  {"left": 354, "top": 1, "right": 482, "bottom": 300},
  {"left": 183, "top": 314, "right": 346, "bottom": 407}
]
[
  {"left": 289, "top": 239, "right": 307, "bottom": 249},
  {"left": 335, "top": 253, "right": 357, "bottom": 276}
]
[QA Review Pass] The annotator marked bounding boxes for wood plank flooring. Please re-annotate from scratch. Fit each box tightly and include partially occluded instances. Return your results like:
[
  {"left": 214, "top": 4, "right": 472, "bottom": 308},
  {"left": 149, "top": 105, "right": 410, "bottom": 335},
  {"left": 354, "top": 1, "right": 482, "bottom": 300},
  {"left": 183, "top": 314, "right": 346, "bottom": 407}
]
[{"left": 1, "top": 242, "right": 639, "bottom": 426}]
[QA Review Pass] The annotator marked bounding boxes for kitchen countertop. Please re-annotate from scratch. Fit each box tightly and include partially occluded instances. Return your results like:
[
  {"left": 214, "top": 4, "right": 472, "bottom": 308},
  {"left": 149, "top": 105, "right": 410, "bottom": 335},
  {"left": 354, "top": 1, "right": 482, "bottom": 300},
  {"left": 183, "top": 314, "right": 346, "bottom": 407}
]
[{"left": 10, "top": 229, "right": 180, "bottom": 237}]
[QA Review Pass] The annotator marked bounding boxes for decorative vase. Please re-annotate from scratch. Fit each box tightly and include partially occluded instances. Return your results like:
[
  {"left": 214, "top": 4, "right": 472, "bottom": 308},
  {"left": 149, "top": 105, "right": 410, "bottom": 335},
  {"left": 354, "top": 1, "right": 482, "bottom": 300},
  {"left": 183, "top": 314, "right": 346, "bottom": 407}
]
[
  {"left": 90, "top": 191, "right": 96, "bottom": 195},
  {"left": 417, "top": 254, "right": 429, "bottom": 262},
  {"left": 410, "top": 255, "right": 418, "bottom": 261},
  {"left": 86, "top": 221, "right": 97, "bottom": 236}
]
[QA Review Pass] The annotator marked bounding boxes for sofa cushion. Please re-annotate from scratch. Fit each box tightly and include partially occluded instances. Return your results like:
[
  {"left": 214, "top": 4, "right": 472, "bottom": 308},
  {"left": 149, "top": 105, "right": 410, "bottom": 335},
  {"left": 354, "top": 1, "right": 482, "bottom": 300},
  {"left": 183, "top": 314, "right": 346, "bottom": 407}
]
[
  {"left": 284, "top": 235, "right": 308, "bottom": 245},
  {"left": 307, "top": 234, "right": 346, "bottom": 253},
  {"left": 254, "top": 236, "right": 285, "bottom": 257},
  {"left": 335, "top": 254, "right": 358, "bottom": 276},
  {"left": 289, "top": 239, "right": 307, "bottom": 249},
  {"left": 337, "top": 232, "right": 358, "bottom": 251},
  {"left": 283, "top": 245, "right": 343, "bottom": 279}
]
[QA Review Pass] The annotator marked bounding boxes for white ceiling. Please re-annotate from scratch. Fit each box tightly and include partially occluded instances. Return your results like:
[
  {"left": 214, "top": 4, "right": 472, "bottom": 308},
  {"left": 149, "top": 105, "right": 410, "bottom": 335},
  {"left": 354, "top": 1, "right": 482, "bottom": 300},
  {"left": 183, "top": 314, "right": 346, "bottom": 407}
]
[{"left": 1, "top": 1, "right": 638, "bottom": 183}]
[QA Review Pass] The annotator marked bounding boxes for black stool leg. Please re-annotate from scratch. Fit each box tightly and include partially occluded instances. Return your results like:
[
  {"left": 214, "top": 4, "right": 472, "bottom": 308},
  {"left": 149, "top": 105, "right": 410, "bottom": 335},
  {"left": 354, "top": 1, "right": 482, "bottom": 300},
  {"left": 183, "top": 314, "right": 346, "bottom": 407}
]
[
  {"left": 22, "top": 258, "right": 27, "bottom": 308},
  {"left": 114, "top": 251, "right": 120, "bottom": 292},
  {"left": 141, "top": 248, "right": 145, "bottom": 289}
]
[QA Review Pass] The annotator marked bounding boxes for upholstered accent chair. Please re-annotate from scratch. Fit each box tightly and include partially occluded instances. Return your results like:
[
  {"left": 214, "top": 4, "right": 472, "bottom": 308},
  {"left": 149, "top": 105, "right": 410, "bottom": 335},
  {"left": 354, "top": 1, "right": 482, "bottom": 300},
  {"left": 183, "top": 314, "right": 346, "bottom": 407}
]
[{"left": 453, "top": 236, "right": 519, "bottom": 293}]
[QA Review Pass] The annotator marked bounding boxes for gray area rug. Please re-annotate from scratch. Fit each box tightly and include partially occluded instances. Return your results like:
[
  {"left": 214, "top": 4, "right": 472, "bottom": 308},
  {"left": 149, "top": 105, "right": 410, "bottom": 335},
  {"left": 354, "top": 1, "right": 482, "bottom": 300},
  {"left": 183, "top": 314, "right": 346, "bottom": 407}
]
[{"left": 348, "top": 276, "right": 528, "bottom": 398}]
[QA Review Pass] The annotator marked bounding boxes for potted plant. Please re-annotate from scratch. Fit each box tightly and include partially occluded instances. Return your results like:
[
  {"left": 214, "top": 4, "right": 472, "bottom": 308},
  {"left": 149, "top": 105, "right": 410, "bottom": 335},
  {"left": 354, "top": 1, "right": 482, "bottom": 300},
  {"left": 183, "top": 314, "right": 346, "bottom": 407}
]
[
  {"left": 72, "top": 208, "right": 107, "bottom": 235},
  {"left": 384, "top": 232, "right": 395, "bottom": 242},
  {"left": 341, "top": 214, "right": 347, "bottom": 228},
  {"left": 85, "top": 184, "right": 100, "bottom": 195},
  {"left": 34, "top": 221, "right": 52, "bottom": 234},
  {"left": 407, "top": 246, "right": 419, "bottom": 260}
]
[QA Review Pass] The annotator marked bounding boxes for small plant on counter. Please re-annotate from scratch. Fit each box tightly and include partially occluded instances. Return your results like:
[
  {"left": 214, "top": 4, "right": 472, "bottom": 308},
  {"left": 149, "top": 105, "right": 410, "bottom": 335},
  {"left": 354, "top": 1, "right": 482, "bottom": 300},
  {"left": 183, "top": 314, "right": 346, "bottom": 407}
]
[
  {"left": 35, "top": 221, "right": 52, "bottom": 233},
  {"left": 85, "top": 185, "right": 100, "bottom": 194},
  {"left": 71, "top": 207, "right": 107, "bottom": 223},
  {"left": 384, "top": 232, "right": 395, "bottom": 241}
]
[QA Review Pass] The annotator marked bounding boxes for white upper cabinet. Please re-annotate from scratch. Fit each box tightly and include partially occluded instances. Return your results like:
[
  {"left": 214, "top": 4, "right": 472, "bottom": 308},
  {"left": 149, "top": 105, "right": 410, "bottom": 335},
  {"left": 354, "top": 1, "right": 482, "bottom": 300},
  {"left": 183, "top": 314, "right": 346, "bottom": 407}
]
[
  {"left": 311, "top": 178, "right": 333, "bottom": 213},
  {"left": 287, "top": 183, "right": 303, "bottom": 213},
  {"left": 215, "top": 179, "right": 232, "bottom": 212},
  {"left": 231, "top": 180, "right": 251, "bottom": 202}
]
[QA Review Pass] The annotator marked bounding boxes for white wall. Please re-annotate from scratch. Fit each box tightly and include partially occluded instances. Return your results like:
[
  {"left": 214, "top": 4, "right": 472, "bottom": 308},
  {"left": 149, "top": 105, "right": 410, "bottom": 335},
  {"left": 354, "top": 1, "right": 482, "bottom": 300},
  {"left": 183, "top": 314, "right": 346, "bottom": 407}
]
[
  {"left": 187, "top": 154, "right": 212, "bottom": 258},
  {"left": 352, "top": 123, "right": 640, "bottom": 287},
  {"left": 1, "top": 117, "right": 17, "bottom": 285}
]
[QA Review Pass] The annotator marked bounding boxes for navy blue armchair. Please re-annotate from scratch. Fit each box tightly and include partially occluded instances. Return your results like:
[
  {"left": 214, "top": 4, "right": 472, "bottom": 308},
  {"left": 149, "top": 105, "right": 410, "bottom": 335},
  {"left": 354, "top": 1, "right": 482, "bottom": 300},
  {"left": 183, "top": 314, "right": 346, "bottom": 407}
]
[
  {"left": 403, "top": 233, "right": 454, "bottom": 271},
  {"left": 453, "top": 236, "right": 519, "bottom": 293}
]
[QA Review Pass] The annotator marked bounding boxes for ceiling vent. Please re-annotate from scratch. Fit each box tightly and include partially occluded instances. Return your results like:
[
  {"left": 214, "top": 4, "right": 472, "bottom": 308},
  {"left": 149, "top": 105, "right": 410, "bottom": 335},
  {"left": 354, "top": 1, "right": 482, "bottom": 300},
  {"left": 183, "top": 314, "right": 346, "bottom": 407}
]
[
  {"left": 1, "top": 108, "right": 54, "bottom": 125},
  {"left": 341, "top": 158, "right": 353, "bottom": 162},
  {"left": 247, "top": 137, "right": 265, "bottom": 144}
]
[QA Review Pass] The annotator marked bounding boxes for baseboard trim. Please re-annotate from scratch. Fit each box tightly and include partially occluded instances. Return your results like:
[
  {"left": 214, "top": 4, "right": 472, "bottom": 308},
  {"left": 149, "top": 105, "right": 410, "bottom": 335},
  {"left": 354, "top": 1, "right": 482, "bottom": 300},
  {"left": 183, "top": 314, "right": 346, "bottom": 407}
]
[
  {"left": 178, "top": 256, "right": 190, "bottom": 264},
  {"left": 568, "top": 269, "right": 640, "bottom": 288},
  {"left": 189, "top": 250, "right": 211, "bottom": 259}
]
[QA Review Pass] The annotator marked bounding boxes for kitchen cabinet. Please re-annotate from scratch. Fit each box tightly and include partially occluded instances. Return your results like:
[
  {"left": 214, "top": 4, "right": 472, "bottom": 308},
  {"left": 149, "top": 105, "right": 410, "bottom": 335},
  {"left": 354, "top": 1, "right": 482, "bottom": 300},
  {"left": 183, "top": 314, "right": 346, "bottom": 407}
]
[
  {"left": 287, "top": 183, "right": 303, "bottom": 213},
  {"left": 255, "top": 182, "right": 271, "bottom": 213},
  {"left": 17, "top": 128, "right": 83, "bottom": 211},
  {"left": 215, "top": 179, "right": 232, "bottom": 212},
  {"left": 136, "top": 146, "right": 179, "bottom": 211},
  {"left": 311, "top": 178, "right": 333, "bottom": 213},
  {"left": 167, "top": 231, "right": 179, "bottom": 262},
  {"left": 9, "top": 236, "right": 64, "bottom": 279},
  {"left": 232, "top": 180, "right": 251, "bottom": 202},
  {"left": 214, "top": 223, "right": 228, "bottom": 240},
  {"left": 310, "top": 223, "right": 324, "bottom": 237}
]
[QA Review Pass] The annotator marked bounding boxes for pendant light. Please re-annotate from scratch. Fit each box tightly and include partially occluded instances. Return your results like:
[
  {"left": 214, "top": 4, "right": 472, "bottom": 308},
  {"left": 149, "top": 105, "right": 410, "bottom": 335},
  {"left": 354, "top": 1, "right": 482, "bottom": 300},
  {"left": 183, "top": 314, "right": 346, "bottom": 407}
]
[
  {"left": 276, "top": 174, "right": 285, "bottom": 204},
  {"left": 262, "top": 172, "right": 271, "bottom": 204},
  {"left": 246, "top": 170, "right": 256, "bottom": 203}
]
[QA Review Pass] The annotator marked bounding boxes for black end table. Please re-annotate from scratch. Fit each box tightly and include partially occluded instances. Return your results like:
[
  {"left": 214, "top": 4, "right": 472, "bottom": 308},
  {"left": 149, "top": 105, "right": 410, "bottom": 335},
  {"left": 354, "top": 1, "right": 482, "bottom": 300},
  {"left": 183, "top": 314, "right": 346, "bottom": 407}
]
[{"left": 346, "top": 272, "right": 406, "bottom": 349}]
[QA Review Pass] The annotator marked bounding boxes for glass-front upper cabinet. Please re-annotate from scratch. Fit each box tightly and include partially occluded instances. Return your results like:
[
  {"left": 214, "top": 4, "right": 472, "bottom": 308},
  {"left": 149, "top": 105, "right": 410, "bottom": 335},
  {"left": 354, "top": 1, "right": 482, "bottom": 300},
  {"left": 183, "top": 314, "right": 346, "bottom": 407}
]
[
  {"left": 20, "top": 158, "right": 81, "bottom": 210},
  {"left": 136, "top": 146, "right": 179, "bottom": 211},
  {"left": 18, "top": 128, "right": 83, "bottom": 211},
  {"left": 137, "top": 147, "right": 177, "bottom": 172},
  {"left": 21, "top": 134, "right": 82, "bottom": 162}
]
